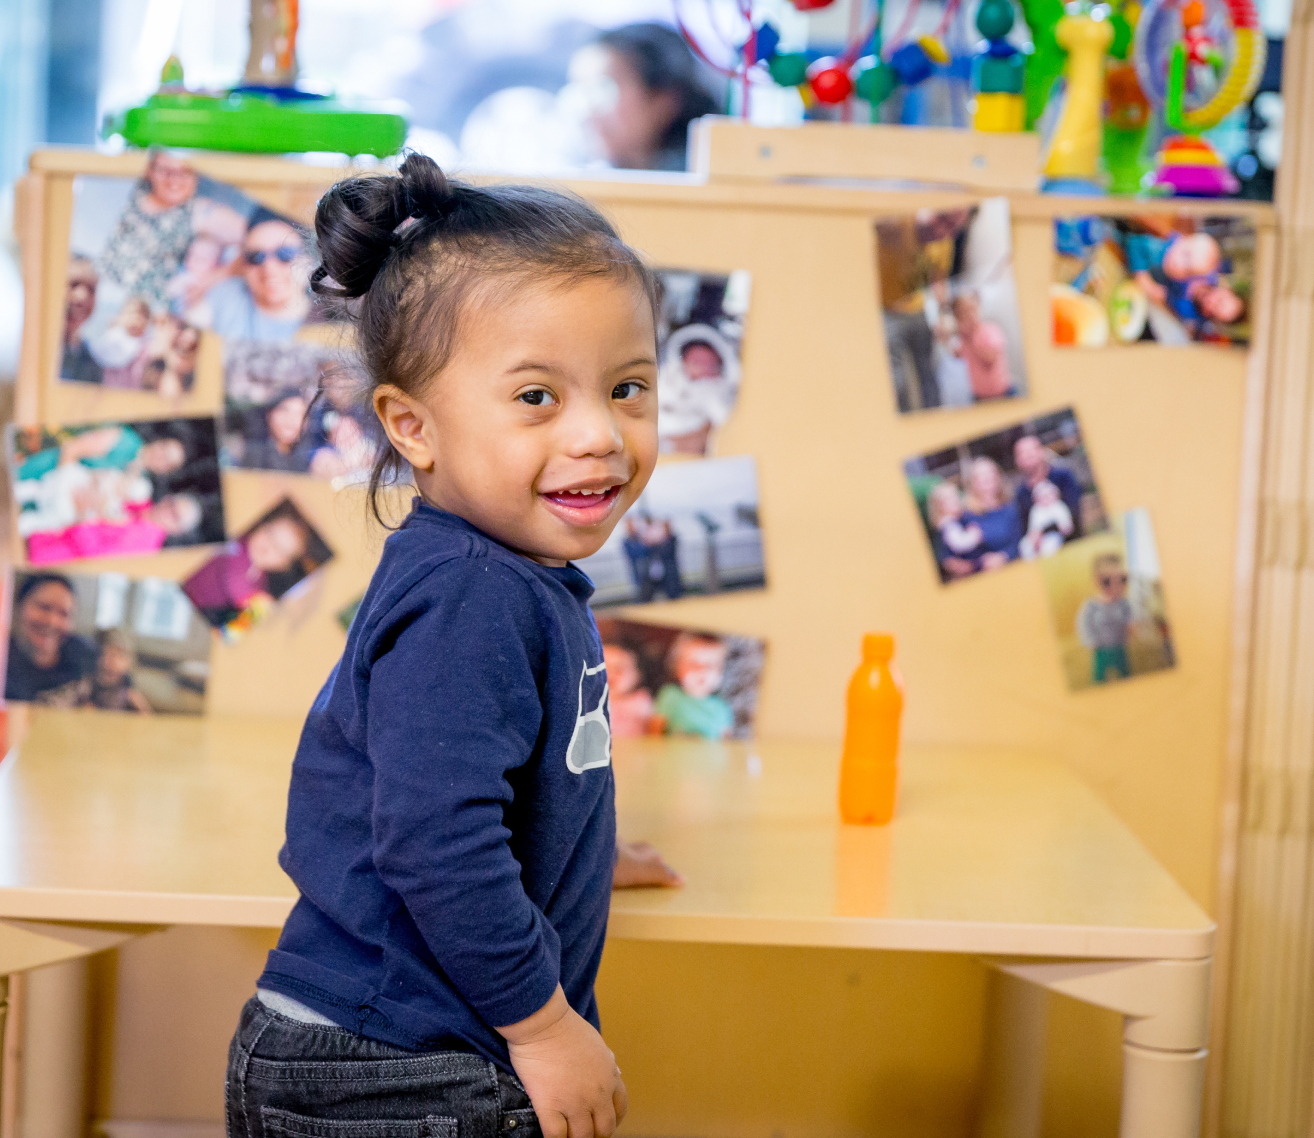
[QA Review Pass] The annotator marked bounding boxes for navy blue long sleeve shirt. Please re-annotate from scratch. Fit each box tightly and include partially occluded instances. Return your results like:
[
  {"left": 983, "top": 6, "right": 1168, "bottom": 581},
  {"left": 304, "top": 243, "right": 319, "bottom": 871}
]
[{"left": 258, "top": 502, "right": 616, "bottom": 1068}]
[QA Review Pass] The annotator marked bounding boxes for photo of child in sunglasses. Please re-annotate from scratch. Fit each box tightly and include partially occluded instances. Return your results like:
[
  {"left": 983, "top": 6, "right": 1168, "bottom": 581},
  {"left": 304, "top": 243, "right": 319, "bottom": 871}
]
[{"left": 1041, "top": 508, "right": 1176, "bottom": 691}]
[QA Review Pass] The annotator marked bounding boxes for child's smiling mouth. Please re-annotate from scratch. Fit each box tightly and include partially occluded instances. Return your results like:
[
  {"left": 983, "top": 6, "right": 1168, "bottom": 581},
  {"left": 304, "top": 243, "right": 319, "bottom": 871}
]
[{"left": 540, "top": 484, "right": 625, "bottom": 527}]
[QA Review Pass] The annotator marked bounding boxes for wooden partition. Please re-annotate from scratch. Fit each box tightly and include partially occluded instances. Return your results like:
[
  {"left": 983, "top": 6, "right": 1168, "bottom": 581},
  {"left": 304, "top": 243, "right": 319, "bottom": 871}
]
[{"left": 14, "top": 147, "right": 1274, "bottom": 1136}]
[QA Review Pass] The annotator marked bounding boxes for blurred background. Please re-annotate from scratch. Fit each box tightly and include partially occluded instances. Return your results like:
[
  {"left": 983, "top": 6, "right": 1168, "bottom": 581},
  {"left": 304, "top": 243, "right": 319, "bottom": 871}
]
[{"left": 0, "top": 0, "right": 1294, "bottom": 388}]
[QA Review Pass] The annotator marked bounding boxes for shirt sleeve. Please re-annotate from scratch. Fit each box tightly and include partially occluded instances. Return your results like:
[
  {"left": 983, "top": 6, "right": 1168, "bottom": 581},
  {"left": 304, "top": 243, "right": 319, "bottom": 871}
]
[{"left": 364, "top": 560, "right": 559, "bottom": 1028}]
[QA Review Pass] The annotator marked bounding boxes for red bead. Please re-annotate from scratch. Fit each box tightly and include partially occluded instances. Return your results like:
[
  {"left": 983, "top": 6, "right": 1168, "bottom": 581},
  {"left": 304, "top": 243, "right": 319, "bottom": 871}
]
[{"left": 809, "top": 64, "right": 853, "bottom": 103}]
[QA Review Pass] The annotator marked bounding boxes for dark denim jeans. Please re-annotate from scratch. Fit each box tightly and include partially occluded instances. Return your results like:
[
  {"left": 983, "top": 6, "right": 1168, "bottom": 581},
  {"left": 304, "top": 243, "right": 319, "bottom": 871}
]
[{"left": 226, "top": 997, "right": 542, "bottom": 1138}]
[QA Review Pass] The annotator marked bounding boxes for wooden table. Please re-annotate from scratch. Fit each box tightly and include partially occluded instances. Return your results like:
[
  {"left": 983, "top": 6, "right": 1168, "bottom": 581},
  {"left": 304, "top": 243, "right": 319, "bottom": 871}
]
[{"left": 0, "top": 711, "right": 1214, "bottom": 1138}]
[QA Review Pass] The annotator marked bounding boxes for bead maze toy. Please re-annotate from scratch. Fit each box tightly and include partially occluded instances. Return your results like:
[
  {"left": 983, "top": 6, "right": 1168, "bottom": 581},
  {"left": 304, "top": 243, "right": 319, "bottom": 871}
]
[
  {"left": 104, "top": 0, "right": 406, "bottom": 157},
  {"left": 1133, "top": 0, "right": 1267, "bottom": 193},
  {"left": 675, "top": 0, "right": 953, "bottom": 121}
]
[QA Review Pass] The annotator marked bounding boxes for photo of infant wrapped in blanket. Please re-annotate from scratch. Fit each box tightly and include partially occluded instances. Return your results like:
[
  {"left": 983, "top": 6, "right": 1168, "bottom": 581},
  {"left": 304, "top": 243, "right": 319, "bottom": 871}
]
[
  {"left": 1051, "top": 213, "right": 1255, "bottom": 347},
  {"left": 653, "top": 269, "right": 750, "bottom": 457},
  {"left": 61, "top": 153, "right": 319, "bottom": 392},
  {"left": 596, "top": 618, "right": 764, "bottom": 741},
  {"left": 5, "top": 569, "right": 210, "bottom": 714},
  {"left": 904, "top": 407, "right": 1108, "bottom": 584},
  {"left": 10, "top": 418, "right": 225, "bottom": 564},
  {"left": 222, "top": 340, "right": 378, "bottom": 483}
]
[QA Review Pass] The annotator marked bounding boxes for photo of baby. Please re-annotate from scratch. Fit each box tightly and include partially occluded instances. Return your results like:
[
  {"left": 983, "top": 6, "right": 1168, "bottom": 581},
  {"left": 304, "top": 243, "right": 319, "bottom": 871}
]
[
  {"left": 181, "top": 497, "right": 333, "bottom": 640},
  {"left": 61, "top": 155, "right": 319, "bottom": 391},
  {"left": 1051, "top": 213, "right": 1255, "bottom": 347},
  {"left": 222, "top": 340, "right": 377, "bottom": 483},
  {"left": 876, "top": 197, "right": 1028, "bottom": 415},
  {"left": 904, "top": 407, "right": 1108, "bottom": 584},
  {"left": 578, "top": 455, "right": 766, "bottom": 608},
  {"left": 9, "top": 417, "right": 225, "bottom": 564},
  {"left": 596, "top": 618, "right": 765, "bottom": 740},
  {"left": 1041, "top": 509, "right": 1176, "bottom": 691},
  {"left": 653, "top": 268, "right": 750, "bottom": 456},
  {"left": 5, "top": 569, "right": 211, "bottom": 714}
]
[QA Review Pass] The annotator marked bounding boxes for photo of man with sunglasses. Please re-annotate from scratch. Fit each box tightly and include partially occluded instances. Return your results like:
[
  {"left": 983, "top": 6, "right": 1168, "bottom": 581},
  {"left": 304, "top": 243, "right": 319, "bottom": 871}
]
[{"left": 205, "top": 206, "right": 313, "bottom": 341}]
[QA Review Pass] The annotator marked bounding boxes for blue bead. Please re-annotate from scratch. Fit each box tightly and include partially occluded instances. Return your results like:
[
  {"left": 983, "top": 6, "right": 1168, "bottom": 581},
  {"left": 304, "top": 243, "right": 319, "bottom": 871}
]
[{"left": 752, "top": 22, "right": 781, "bottom": 62}]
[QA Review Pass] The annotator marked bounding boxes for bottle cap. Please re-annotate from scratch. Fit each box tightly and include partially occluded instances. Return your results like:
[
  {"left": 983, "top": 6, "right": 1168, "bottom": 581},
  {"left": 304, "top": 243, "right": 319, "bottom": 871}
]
[{"left": 862, "top": 632, "right": 895, "bottom": 661}]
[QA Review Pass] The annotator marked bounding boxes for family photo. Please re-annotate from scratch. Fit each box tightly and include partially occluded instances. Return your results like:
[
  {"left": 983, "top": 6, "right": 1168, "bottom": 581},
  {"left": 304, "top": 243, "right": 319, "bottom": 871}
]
[
  {"left": 5, "top": 569, "right": 211, "bottom": 714},
  {"left": 597, "top": 617, "right": 765, "bottom": 740},
  {"left": 1041, "top": 509, "right": 1176, "bottom": 691},
  {"left": 579, "top": 454, "right": 766, "bottom": 608},
  {"left": 1051, "top": 213, "right": 1255, "bottom": 347},
  {"left": 222, "top": 340, "right": 377, "bottom": 483},
  {"left": 10, "top": 417, "right": 225, "bottom": 564},
  {"left": 904, "top": 407, "right": 1108, "bottom": 584},
  {"left": 876, "top": 197, "right": 1028, "bottom": 415},
  {"left": 654, "top": 268, "right": 750, "bottom": 456},
  {"left": 182, "top": 496, "right": 334, "bottom": 640},
  {"left": 61, "top": 153, "right": 319, "bottom": 392}
]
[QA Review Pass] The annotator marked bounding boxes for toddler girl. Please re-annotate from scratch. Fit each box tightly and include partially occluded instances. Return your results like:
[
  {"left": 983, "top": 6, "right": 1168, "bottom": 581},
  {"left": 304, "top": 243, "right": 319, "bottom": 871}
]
[
  {"left": 88, "top": 298, "right": 151, "bottom": 387},
  {"left": 927, "top": 480, "right": 984, "bottom": 568},
  {"left": 183, "top": 506, "right": 312, "bottom": 627},
  {"left": 226, "top": 155, "right": 662, "bottom": 1138}
]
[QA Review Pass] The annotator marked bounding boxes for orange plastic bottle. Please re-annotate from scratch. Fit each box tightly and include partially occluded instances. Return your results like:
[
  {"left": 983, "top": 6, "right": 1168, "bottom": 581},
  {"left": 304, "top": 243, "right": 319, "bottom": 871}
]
[{"left": 838, "top": 633, "right": 905, "bottom": 825}]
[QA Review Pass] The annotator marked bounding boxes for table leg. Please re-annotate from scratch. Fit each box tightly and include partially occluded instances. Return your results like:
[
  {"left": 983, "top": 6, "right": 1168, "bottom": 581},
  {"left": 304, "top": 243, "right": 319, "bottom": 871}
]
[
  {"left": 977, "top": 967, "right": 1047, "bottom": 1138},
  {"left": 983, "top": 957, "right": 1212, "bottom": 1138}
]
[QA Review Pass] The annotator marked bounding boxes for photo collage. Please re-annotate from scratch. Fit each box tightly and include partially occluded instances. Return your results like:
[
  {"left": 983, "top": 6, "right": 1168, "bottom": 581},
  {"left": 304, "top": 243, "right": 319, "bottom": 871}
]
[
  {"left": 7, "top": 154, "right": 345, "bottom": 713},
  {"left": 875, "top": 200, "right": 1219, "bottom": 689}
]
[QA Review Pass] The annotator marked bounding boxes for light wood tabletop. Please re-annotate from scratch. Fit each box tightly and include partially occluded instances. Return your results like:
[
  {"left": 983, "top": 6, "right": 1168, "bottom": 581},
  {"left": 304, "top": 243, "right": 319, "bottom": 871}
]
[{"left": 0, "top": 710, "right": 1212, "bottom": 962}]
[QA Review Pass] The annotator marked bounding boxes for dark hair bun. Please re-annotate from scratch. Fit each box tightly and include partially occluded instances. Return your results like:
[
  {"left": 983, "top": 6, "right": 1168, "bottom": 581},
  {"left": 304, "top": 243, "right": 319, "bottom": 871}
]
[{"left": 311, "top": 154, "right": 457, "bottom": 299}]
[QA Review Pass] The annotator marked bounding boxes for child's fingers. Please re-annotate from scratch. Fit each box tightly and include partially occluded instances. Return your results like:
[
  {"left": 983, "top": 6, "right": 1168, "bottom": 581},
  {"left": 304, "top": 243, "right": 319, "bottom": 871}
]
[
  {"left": 592, "top": 1101, "right": 618, "bottom": 1138},
  {"left": 613, "top": 1076, "right": 629, "bottom": 1125},
  {"left": 536, "top": 1110, "right": 568, "bottom": 1138},
  {"left": 565, "top": 1107, "right": 596, "bottom": 1138}
]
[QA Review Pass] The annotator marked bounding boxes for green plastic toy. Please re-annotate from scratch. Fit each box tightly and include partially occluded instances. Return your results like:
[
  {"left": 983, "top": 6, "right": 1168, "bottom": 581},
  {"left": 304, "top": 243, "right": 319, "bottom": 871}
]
[{"left": 104, "top": 0, "right": 407, "bottom": 158}]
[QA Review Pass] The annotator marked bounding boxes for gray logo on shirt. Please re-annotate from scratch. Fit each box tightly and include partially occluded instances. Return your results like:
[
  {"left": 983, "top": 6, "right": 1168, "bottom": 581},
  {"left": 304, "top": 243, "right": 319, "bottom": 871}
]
[{"left": 565, "top": 660, "right": 611, "bottom": 774}]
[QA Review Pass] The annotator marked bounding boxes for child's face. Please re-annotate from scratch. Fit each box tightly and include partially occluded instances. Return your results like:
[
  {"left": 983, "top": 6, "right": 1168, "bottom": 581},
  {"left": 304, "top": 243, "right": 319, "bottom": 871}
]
[
  {"left": 931, "top": 485, "right": 962, "bottom": 522},
  {"left": 97, "top": 644, "right": 132, "bottom": 683},
  {"left": 377, "top": 274, "right": 659, "bottom": 566},
  {"left": 141, "top": 438, "right": 186, "bottom": 474},
  {"left": 1097, "top": 561, "right": 1128, "bottom": 600},
  {"left": 681, "top": 343, "right": 723, "bottom": 382},
  {"left": 1034, "top": 480, "right": 1059, "bottom": 506},
  {"left": 1163, "top": 233, "right": 1221, "bottom": 280},
  {"left": 1200, "top": 285, "right": 1244, "bottom": 324},
  {"left": 268, "top": 396, "right": 309, "bottom": 447},
  {"left": 185, "top": 237, "right": 223, "bottom": 273},
  {"left": 675, "top": 640, "right": 726, "bottom": 699},
  {"left": 150, "top": 494, "right": 201, "bottom": 535},
  {"left": 122, "top": 304, "right": 150, "bottom": 336},
  {"left": 246, "top": 516, "right": 308, "bottom": 573},
  {"left": 603, "top": 643, "right": 641, "bottom": 694}
]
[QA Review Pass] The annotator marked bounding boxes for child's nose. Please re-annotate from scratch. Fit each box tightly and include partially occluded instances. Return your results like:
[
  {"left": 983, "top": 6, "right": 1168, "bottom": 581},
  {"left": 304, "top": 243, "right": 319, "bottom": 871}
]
[{"left": 562, "top": 401, "right": 623, "bottom": 457}]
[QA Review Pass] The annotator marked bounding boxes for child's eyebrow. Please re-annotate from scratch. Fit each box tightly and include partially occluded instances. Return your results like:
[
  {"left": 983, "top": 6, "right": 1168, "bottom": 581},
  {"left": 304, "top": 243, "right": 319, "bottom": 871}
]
[{"left": 505, "top": 356, "right": 657, "bottom": 377}]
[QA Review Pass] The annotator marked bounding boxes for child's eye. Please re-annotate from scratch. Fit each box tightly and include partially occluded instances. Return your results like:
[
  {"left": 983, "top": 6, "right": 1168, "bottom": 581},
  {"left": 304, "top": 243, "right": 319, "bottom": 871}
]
[
  {"left": 612, "top": 381, "right": 644, "bottom": 400},
  {"left": 517, "top": 389, "right": 556, "bottom": 407}
]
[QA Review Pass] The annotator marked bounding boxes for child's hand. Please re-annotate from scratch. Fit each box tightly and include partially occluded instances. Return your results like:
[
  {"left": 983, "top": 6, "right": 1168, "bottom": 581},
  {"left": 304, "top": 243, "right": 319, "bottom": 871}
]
[
  {"left": 613, "top": 840, "right": 683, "bottom": 889},
  {"left": 499, "top": 986, "right": 627, "bottom": 1138}
]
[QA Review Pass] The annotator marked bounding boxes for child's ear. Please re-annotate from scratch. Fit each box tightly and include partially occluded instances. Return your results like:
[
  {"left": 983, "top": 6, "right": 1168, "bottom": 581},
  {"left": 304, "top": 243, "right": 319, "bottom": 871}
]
[{"left": 374, "top": 386, "right": 436, "bottom": 473}]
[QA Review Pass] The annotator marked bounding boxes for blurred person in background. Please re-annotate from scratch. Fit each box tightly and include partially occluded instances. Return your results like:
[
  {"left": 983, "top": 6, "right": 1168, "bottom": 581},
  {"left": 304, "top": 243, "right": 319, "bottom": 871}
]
[{"left": 582, "top": 23, "right": 720, "bottom": 170}]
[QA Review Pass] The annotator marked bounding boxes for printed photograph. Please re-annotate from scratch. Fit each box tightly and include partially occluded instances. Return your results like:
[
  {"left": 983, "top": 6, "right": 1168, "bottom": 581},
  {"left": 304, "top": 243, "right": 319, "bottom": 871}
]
[
  {"left": 182, "top": 496, "right": 334, "bottom": 640},
  {"left": 903, "top": 407, "right": 1108, "bottom": 585},
  {"left": 653, "top": 268, "right": 750, "bottom": 457},
  {"left": 11, "top": 418, "right": 225, "bottom": 564},
  {"left": 579, "top": 454, "right": 766, "bottom": 608},
  {"left": 876, "top": 197, "right": 1028, "bottom": 414},
  {"left": 597, "top": 618, "right": 764, "bottom": 740},
  {"left": 1051, "top": 213, "right": 1255, "bottom": 347},
  {"left": 5, "top": 569, "right": 210, "bottom": 714},
  {"left": 222, "top": 340, "right": 378, "bottom": 482},
  {"left": 1041, "top": 509, "right": 1176, "bottom": 691},
  {"left": 61, "top": 154, "right": 318, "bottom": 390}
]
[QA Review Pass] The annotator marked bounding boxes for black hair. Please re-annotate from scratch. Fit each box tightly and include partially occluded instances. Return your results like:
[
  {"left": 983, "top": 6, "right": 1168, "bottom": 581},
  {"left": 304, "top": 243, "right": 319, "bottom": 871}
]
[
  {"left": 597, "top": 23, "right": 721, "bottom": 160},
  {"left": 311, "top": 152, "right": 660, "bottom": 526},
  {"left": 16, "top": 572, "right": 75, "bottom": 605}
]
